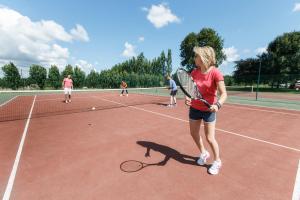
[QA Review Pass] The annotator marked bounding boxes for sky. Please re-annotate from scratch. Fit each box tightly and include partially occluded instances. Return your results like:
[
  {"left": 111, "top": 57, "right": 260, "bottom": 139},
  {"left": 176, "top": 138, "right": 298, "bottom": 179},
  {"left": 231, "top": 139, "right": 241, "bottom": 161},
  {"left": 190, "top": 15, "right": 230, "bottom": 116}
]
[{"left": 0, "top": 0, "right": 300, "bottom": 76}]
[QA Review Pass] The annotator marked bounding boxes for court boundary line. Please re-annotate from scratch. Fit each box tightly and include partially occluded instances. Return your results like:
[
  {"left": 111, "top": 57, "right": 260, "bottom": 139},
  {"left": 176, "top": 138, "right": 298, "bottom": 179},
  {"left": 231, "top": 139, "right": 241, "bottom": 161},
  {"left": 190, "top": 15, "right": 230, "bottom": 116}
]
[
  {"left": 35, "top": 96, "right": 91, "bottom": 102},
  {"left": 97, "top": 97, "right": 300, "bottom": 153},
  {"left": 225, "top": 104, "right": 300, "bottom": 116},
  {"left": 2, "top": 95, "right": 36, "bottom": 200},
  {"left": 0, "top": 96, "right": 19, "bottom": 107},
  {"left": 293, "top": 160, "right": 300, "bottom": 200},
  {"left": 226, "top": 101, "right": 300, "bottom": 112}
]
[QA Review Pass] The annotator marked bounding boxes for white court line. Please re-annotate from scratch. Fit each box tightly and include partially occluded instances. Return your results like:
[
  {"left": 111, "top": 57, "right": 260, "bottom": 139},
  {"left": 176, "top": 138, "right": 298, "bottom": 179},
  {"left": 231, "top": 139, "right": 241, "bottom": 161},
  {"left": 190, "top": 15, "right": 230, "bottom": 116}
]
[
  {"left": 293, "top": 160, "right": 300, "bottom": 200},
  {"left": 225, "top": 104, "right": 300, "bottom": 117},
  {"left": 96, "top": 97, "right": 300, "bottom": 153},
  {"left": 35, "top": 93, "right": 121, "bottom": 102},
  {"left": 226, "top": 101, "right": 300, "bottom": 112},
  {"left": 35, "top": 96, "right": 91, "bottom": 102},
  {"left": 2, "top": 95, "right": 36, "bottom": 200},
  {"left": 0, "top": 96, "right": 19, "bottom": 107}
]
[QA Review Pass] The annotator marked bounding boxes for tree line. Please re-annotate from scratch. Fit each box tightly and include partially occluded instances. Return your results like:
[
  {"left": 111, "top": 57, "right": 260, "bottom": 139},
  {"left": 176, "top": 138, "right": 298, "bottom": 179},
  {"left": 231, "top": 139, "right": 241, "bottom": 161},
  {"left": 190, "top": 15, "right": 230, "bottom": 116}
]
[
  {"left": 232, "top": 31, "right": 300, "bottom": 88},
  {"left": 0, "top": 50, "right": 172, "bottom": 90}
]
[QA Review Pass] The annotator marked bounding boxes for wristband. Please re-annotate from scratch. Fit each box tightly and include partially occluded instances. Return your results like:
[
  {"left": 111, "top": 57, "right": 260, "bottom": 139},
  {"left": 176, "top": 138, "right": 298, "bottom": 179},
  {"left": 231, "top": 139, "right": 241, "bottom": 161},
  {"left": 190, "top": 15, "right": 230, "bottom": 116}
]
[{"left": 215, "top": 102, "right": 222, "bottom": 109}]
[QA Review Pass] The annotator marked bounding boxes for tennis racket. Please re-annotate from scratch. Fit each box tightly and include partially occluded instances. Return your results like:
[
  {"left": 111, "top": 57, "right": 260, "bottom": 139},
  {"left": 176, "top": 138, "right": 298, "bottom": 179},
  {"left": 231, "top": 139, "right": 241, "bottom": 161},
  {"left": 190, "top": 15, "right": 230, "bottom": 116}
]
[{"left": 176, "top": 68, "right": 211, "bottom": 108}]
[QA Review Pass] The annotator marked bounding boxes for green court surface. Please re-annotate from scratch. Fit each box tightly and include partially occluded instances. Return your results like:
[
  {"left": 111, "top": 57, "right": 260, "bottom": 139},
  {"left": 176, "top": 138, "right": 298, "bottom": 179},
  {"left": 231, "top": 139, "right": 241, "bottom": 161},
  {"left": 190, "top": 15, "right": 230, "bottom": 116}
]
[{"left": 227, "top": 96, "right": 300, "bottom": 111}]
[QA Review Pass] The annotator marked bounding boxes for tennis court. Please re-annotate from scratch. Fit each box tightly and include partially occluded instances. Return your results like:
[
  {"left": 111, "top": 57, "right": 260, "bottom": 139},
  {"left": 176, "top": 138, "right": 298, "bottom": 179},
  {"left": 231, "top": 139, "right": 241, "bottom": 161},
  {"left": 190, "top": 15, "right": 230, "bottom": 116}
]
[{"left": 0, "top": 88, "right": 299, "bottom": 200}]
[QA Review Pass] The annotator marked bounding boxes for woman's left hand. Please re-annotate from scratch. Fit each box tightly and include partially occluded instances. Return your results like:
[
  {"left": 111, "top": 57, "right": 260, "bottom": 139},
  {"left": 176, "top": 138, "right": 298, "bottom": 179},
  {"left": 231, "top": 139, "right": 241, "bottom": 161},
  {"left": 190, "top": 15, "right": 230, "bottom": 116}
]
[{"left": 209, "top": 104, "right": 219, "bottom": 112}]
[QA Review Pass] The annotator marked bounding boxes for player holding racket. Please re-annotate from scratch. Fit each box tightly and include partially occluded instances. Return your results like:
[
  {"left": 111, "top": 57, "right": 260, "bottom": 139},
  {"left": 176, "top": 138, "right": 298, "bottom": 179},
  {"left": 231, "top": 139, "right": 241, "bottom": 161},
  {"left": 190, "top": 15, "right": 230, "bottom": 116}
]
[
  {"left": 166, "top": 75, "right": 178, "bottom": 107},
  {"left": 120, "top": 81, "right": 128, "bottom": 96},
  {"left": 186, "top": 46, "right": 227, "bottom": 175}
]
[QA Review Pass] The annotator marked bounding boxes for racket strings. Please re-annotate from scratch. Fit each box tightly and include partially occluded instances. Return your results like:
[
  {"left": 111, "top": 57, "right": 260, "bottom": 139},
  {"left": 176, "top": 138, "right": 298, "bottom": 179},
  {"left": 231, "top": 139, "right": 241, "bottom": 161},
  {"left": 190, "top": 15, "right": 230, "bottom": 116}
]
[
  {"left": 176, "top": 68, "right": 211, "bottom": 108},
  {"left": 177, "top": 70, "right": 201, "bottom": 99}
]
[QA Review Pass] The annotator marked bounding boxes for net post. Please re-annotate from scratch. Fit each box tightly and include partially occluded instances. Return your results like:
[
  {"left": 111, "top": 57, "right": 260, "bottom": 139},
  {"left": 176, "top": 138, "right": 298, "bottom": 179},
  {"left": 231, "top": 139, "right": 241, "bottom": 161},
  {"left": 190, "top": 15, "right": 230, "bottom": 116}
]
[{"left": 255, "top": 58, "right": 262, "bottom": 101}]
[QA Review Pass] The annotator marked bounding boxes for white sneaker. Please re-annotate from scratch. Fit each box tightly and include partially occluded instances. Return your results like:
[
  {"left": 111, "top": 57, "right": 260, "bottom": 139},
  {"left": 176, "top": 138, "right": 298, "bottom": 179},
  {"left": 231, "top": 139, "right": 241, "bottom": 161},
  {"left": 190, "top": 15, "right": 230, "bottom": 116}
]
[
  {"left": 208, "top": 160, "right": 222, "bottom": 175},
  {"left": 197, "top": 150, "right": 210, "bottom": 165}
]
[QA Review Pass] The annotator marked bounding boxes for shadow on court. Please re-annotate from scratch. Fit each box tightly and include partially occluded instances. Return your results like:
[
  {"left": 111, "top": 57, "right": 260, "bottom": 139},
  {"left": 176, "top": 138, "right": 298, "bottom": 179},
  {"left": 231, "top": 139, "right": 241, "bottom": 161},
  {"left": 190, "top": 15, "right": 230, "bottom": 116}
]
[
  {"left": 155, "top": 103, "right": 169, "bottom": 107},
  {"left": 136, "top": 141, "right": 208, "bottom": 168}
]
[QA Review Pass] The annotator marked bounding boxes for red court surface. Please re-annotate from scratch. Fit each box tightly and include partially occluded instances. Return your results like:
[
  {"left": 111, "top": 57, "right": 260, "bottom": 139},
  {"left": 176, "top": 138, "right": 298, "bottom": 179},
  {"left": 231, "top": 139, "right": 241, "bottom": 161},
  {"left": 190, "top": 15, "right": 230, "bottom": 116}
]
[{"left": 1, "top": 93, "right": 300, "bottom": 200}]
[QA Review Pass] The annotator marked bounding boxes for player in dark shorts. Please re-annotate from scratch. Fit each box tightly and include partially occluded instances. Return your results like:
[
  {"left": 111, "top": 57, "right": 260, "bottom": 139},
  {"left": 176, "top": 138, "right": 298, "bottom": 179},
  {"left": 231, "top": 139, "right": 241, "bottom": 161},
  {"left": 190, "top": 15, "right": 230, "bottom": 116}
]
[
  {"left": 166, "top": 75, "right": 177, "bottom": 107},
  {"left": 120, "top": 81, "right": 128, "bottom": 96}
]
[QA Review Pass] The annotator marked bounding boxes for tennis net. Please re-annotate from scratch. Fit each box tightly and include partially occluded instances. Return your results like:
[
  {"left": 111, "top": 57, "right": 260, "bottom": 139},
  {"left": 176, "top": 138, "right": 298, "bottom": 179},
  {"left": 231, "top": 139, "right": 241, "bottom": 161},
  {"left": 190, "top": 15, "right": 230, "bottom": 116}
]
[{"left": 0, "top": 87, "right": 171, "bottom": 122}]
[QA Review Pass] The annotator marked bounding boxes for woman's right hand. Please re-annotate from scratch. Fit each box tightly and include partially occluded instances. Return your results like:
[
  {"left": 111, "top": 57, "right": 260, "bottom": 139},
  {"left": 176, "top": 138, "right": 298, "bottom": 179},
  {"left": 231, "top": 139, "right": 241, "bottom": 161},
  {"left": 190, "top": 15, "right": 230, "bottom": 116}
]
[{"left": 185, "top": 96, "right": 191, "bottom": 106}]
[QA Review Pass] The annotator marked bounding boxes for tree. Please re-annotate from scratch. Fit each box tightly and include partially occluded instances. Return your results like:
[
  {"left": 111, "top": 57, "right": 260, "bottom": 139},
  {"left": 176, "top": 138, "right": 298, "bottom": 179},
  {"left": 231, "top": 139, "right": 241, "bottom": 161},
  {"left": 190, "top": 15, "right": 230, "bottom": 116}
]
[
  {"left": 224, "top": 75, "right": 234, "bottom": 86},
  {"left": 233, "top": 31, "right": 300, "bottom": 88},
  {"left": 151, "top": 58, "right": 160, "bottom": 75},
  {"left": 2, "top": 62, "right": 21, "bottom": 90},
  {"left": 180, "top": 28, "right": 226, "bottom": 71},
  {"left": 73, "top": 66, "right": 86, "bottom": 88},
  {"left": 233, "top": 58, "right": 256, "bottom": 85},
  {"left": 166, "top": 49, "right": 172, "bottom": 75},
  {"left": 180, "top": 32, "right": 198, "bottom": 70},
  {"left": 160, "top": 51, "right": 166, "bottom": 76},
  {"left": 98, "top": 70, "right": 111, "bottom": 88},
  {"left": 62, "top": 64, "right": 74, "bottom": 79},
  {"left": 29, "top": 65, "right": 47, "bottom": 89},
  {"left": 85, "top": 49, "right": 172, "bottom": 88},
  {"left": 48, "top": 65, "right": 61, "bottom": 89},
  {"left": 136, "top": 53, "right": 145, "bottom": 74},
  {"left": 267, "top": 31, "right": 300, "bottom": 87},
  {"left": 0, "top": 77, "right": 4, "bottom": 88},
  {"left": 86, "top": 70, "right": 99, "bottom": 88}
]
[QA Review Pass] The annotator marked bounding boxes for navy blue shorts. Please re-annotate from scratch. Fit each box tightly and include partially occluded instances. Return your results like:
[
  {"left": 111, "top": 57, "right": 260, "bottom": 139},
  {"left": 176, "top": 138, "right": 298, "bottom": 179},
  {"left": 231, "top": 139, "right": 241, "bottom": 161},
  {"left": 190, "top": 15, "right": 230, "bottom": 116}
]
[
  {"left": 189, "top": 107, "right": 216, "bottom": 122},
  {"left": 170, "top": 90, "right": 177, "bottom": 96}
]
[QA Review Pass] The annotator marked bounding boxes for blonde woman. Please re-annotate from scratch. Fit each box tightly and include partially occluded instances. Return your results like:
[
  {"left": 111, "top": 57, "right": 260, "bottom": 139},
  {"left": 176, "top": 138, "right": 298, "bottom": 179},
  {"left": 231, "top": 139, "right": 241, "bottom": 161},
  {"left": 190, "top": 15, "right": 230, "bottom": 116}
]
[{"left": 186, "top": 46, "right": 227, "bottom": 175}]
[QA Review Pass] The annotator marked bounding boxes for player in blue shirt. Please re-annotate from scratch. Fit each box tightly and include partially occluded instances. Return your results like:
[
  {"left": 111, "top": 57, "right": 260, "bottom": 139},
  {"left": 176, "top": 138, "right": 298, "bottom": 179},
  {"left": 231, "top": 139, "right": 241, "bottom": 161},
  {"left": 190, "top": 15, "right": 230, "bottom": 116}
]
[{"left": 166, "top": 75, "right": 178, "bottom": 107}]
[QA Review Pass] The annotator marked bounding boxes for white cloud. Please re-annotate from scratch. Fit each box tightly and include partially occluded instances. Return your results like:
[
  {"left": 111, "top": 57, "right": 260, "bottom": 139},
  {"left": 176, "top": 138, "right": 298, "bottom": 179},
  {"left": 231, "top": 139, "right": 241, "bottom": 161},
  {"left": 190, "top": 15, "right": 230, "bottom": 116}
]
[
  {"left": 0, "top": 7, "right": 89, "bottom": 68},
  {"left": 255, "top": 47, "right": 267, "bottom": 55},
  {"left": 122, "top": 42, "right": 136, "bottom": 57},
  {"left": 222, "top": 46, "right": 240, "bottom": 66},
  {"left": 143, "top": 3, "right": 180, "bottom": 28},
  {"left": 138, "top": 36, "right": 145, "bottom": 42},
  {"left": 75, "top": 59, "right": 94, "bottom": 73},
  {"left": 71, "top": 24, "right": 89, "bottom": 42},
  {"left": 293, "top": 3, "right": 300, "bottom": 12}
]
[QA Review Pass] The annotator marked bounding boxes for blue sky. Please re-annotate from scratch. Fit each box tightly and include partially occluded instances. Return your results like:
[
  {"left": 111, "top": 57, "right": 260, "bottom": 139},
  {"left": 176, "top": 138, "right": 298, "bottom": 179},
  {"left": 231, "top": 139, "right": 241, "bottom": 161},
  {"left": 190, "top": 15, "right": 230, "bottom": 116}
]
[{"left": 0, "top": 0, "right": 300, "bottom": 76}]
